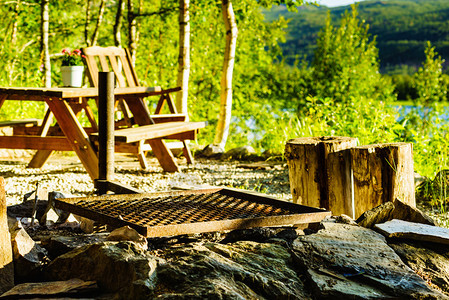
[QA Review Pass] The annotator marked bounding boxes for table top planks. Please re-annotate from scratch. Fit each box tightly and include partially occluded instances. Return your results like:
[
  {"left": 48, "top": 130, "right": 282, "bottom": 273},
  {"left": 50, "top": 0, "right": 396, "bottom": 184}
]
[{"left": 0, "top": 86, "right": 180, "bottom": 100}]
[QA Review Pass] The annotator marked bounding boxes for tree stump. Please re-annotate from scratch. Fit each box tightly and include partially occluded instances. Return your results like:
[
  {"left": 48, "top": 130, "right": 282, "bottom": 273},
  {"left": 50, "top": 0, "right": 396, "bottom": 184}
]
[
  {"left": 351, "top": 142, "right": 415, "bottom": 218},
  {"left": 0, "top": 177, "right": 14, "bottom": 293},
  {"left": 285, "top": 136, "right": 358, "bottom": 214}
]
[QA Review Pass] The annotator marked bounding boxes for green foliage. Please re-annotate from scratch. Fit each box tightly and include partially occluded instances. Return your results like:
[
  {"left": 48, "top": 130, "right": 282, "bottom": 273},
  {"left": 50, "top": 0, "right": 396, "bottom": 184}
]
[
  {"left": 414, "top": 41, "right": 447, "bottom": 106},
  {"left": 389, "top": 74, "right": 417, "bottom": 101},
  {"left": 308, "top": 5, "right": 396, "bottom": 106},
  {"left": 252, "top": 94, "right": 402, "bottom": 156},
  {"left": 401, "top": 42, "right": 447, "bottom": 144},
  {"left": 399, "top": 41, "right": 449, "bottom": 188}
]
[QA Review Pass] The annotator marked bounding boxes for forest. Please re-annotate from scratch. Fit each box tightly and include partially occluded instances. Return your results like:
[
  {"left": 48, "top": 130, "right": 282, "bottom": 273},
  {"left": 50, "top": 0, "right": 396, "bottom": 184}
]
[
  {"left": 268, "top": 0, "right": 449, "bottom": 71},
  {"left": 0, "top": 0, "right": 449, "bottom": 213}
]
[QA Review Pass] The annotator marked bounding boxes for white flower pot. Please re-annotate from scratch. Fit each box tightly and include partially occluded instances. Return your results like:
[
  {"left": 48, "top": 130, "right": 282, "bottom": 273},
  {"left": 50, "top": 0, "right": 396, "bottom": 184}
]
[{"left": 61, "top": 66, "right": 84, "bottom": 87}]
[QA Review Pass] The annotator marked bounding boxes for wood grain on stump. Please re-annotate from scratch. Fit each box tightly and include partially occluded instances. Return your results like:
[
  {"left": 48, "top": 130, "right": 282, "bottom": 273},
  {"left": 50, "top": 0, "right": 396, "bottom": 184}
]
[
  {"left": 285, "top": 136, "right": 358, "bottom": 215},
  {"left": 351, "top": 142, "right": 415, "bottom": 218}
]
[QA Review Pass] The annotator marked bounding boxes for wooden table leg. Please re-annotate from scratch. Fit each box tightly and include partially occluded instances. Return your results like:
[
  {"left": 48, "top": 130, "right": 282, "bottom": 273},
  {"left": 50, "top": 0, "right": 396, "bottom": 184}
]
[
  {"left": 27, "top": 109, "right": 54, "bottom": 168},
  {"left": 45, "top": 98, "right": 99, "bottom": 180},
  {"left": 125, "top": 96, "right": 179, "bottom": 172}
]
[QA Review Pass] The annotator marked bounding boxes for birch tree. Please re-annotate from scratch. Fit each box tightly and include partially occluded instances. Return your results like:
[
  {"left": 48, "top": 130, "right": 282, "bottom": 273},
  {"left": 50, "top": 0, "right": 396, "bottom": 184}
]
[
  {"left": 85, "top": 0, "right": 106, "bottom": 46},
  {"left": 176, "top": 0, "right": 190, "bottom": 115},
  {"left": 214, "top": 0, "right": 237, "bottom": 149},
  {"left": 127, "top": 0, "right": 140, "bottom": 63},
  {"left": 114, "top": 0, "right": 125, "bottom": 47},
  {"left": 41, "top": 0, "right": 51, "bottom": 87}
]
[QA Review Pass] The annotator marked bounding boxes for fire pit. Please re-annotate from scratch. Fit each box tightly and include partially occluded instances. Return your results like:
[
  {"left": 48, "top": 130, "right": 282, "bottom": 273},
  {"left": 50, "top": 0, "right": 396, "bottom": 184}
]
[{"left": 54, "top": 187, "right": 331, "bottom": 237}]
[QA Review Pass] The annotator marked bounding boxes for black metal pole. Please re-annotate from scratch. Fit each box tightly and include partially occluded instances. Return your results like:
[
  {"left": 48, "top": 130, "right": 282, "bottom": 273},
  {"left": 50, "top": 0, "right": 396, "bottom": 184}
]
[{"left": 98, "top": 72, "right": 115, "bottom": 190}]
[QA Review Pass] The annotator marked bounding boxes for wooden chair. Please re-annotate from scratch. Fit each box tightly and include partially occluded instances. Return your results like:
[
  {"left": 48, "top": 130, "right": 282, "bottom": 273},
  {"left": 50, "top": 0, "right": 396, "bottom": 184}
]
[{"left": 81, "top": 46, "right": 205, "bottom": 171}]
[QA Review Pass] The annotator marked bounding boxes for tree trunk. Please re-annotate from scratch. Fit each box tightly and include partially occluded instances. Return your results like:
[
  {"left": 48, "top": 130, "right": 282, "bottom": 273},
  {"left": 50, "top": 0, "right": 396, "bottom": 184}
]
[
  {"left": 214, "top": 0, "right": 237, "bottom": 149},
  {"left": 85, "top": 0, "right": 92, "bottom": 46},
  {"left": 127, "top": 0, "right": 140, "bottom": 64},
  {"left": 175, "top": 0, "right": 190, "bottom": 116},
  {"left": 285, "top": 137, "right": 358, "bottom": 215},
  {"left": 41, "top": 0, "right": 51, "bottom": 87},
  {"left": 113, "top": 0, "right": 125, "bottom": 47},
  {"left": 0, "top": 177, "right": 14, "bottom": 294},
  {"left": 90, "top": 0, "right": 106, "bottom": 47},
  {"left": 351, "top": 142, "right": 415, "bottom": 218},
  {"left": 10, "top": 0, "right": 20, "bottom": 45}
]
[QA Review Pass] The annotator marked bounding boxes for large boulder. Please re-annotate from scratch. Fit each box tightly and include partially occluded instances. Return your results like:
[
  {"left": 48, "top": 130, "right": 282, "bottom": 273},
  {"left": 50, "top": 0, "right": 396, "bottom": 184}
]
[
  {"left": 44, "top": 241, "right": 159, "bottom": 299},
  {"left": 154, "top": 241, "right": 310, "bottom": 299},
  {"left": 292, "top": 222, "right": 447, "bottom": 299}
]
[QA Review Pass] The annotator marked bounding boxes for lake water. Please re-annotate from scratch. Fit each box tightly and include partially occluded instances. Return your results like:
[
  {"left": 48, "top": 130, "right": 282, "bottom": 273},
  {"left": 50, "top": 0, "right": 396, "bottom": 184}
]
[{"left": 394, "top": 104, "right": 449, "bottom": 121}]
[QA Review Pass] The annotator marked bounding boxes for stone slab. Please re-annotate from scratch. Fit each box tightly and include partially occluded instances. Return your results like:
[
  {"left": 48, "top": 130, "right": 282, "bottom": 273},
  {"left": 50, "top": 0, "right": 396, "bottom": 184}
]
[
  {"left": 375, "top": 219, "right": 449, "bottom": 245},
  {"left": 0, "top": 278, "right": 98, "bottom": 298}
]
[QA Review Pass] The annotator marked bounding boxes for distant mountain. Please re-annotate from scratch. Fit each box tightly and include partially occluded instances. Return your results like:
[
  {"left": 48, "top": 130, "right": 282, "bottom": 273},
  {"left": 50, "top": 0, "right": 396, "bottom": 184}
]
[{"left": 265, "top": 0, "right": 449, "bottom": 72}]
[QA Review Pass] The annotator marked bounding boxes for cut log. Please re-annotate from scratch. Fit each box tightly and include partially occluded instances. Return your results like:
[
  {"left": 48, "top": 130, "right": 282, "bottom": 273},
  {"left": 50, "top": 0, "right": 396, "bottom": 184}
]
[
  {"left": 0, "top": 177, "right": 14, "bottom": 293},
  {"left": 351, "top": 142, "right": 415, "bottom": 218},
  {"left": 284, "top": 136, "right": 358, "bottom": 214}
]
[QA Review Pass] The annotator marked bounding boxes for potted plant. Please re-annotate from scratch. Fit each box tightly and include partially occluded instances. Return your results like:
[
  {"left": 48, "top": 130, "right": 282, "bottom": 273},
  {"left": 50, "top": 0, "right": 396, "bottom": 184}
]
[{"left": 61, "top": 48, "right": 85, "bottom": 87}]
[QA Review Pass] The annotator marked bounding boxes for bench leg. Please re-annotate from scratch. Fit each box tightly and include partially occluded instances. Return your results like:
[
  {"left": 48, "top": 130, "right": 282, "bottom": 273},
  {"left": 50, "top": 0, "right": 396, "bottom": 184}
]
[
  {"left": 182, "top": 140, "right": 194, "bottom": 165},
  {"left": 125, "top": 97, "right": 179, "bottom": 172},
  {"left": 137, "top": 140, "right": 148, "bottom": 169},
  {"left": 28, "top": 150, "right": 53, "bottom": 168}
]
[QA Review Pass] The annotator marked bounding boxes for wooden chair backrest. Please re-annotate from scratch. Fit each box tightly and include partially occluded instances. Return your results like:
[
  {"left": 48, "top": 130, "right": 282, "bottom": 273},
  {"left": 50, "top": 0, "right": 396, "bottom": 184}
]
[{"left": 82, "top": 46, "right": 140, "bottom": 88}]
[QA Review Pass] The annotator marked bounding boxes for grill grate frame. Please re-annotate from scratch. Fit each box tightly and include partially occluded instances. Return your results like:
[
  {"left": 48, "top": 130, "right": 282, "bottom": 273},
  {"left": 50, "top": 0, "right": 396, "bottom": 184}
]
[{"left": 54, "top": 187, "right": 331, "bottom": 237}]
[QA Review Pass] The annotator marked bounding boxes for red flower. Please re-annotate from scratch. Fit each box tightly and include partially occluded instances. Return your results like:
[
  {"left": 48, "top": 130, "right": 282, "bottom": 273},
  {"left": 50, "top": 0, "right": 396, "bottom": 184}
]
[{"left": 61, "top": 48, "right": 84, "bottom": 66}]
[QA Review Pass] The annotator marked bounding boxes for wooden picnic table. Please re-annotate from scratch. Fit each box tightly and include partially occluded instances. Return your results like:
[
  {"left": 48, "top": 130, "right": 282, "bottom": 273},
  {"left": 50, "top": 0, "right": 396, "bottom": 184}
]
[{"left": 0, "top": 86, "right": 184, "bottom": 180}]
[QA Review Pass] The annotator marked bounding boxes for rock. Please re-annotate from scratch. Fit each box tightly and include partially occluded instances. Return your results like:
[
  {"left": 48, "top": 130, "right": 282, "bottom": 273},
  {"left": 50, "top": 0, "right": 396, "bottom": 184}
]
[
  {"left": 236, "top": 161, "right": 280, "bottom": 170},
  {"left": 0, "top": 278, "right": 99, "bottom": 299},
  {"left": 9, "top": 226, "right": 50, "bottom": 282},
  {"left": 107, "top": 226, "right": 148, "bottom": 251},
  {"left": 356, "top": 198, "right": 436, "bottom": 229},
  {"left": 292, "top": 222, "right": 447, "bottom": 299},
  {"left": 389, "top": 241, "right": 449, "bottom": 296},
  {"left": 46, "top": 191, "right": 71, "bottom": 224},
  {"left": 374, "top": 219, "right": 449, "bottom": 245},
  {"left": 40, "top": 233, "right": 108, "bottom": 259},
  {"left": 7, "top": 200, "right": 48, "bottom": 225},
  {"left": 224, "top": 145, "right": 256, "bottom": 160},
  {"left": 44, "top": 241, "right": 159, "bottom": 299},
  {"left": 0, "top": 177, "right": 14, "bottom": 294},
  {"left": 325, "top": 214, "right": 358, "bottom": 225},
  {"left": 198, "top": 144, "right": 224, "bottom": 158},
  {"left": 154, "top": 241, "right": 310, "bottom": 299},
  {"left": 220, "top": 227, "right": 298, "bottom": 244},
  {"left": 79, "top": 216, "right": 95, "bottom": 234}
]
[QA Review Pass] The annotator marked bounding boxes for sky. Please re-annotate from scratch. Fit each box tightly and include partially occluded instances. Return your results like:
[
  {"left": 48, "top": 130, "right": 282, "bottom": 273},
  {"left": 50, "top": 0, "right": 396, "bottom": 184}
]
[{"left": 315, "top": 0, "right": 367, "bottom": 7}]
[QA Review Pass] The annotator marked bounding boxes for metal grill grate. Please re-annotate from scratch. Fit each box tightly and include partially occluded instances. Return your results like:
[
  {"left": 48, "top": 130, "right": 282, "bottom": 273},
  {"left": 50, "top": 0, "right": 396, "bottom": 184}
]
[{"left": 55, "top": 188, "right": 331, "bottom": 237}]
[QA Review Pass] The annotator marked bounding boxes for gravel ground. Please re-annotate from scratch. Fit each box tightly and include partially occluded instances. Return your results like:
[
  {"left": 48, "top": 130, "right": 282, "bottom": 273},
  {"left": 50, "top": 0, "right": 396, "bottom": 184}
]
[{"left": 0, "top": 152, "right": 291, "bottom": 206}]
